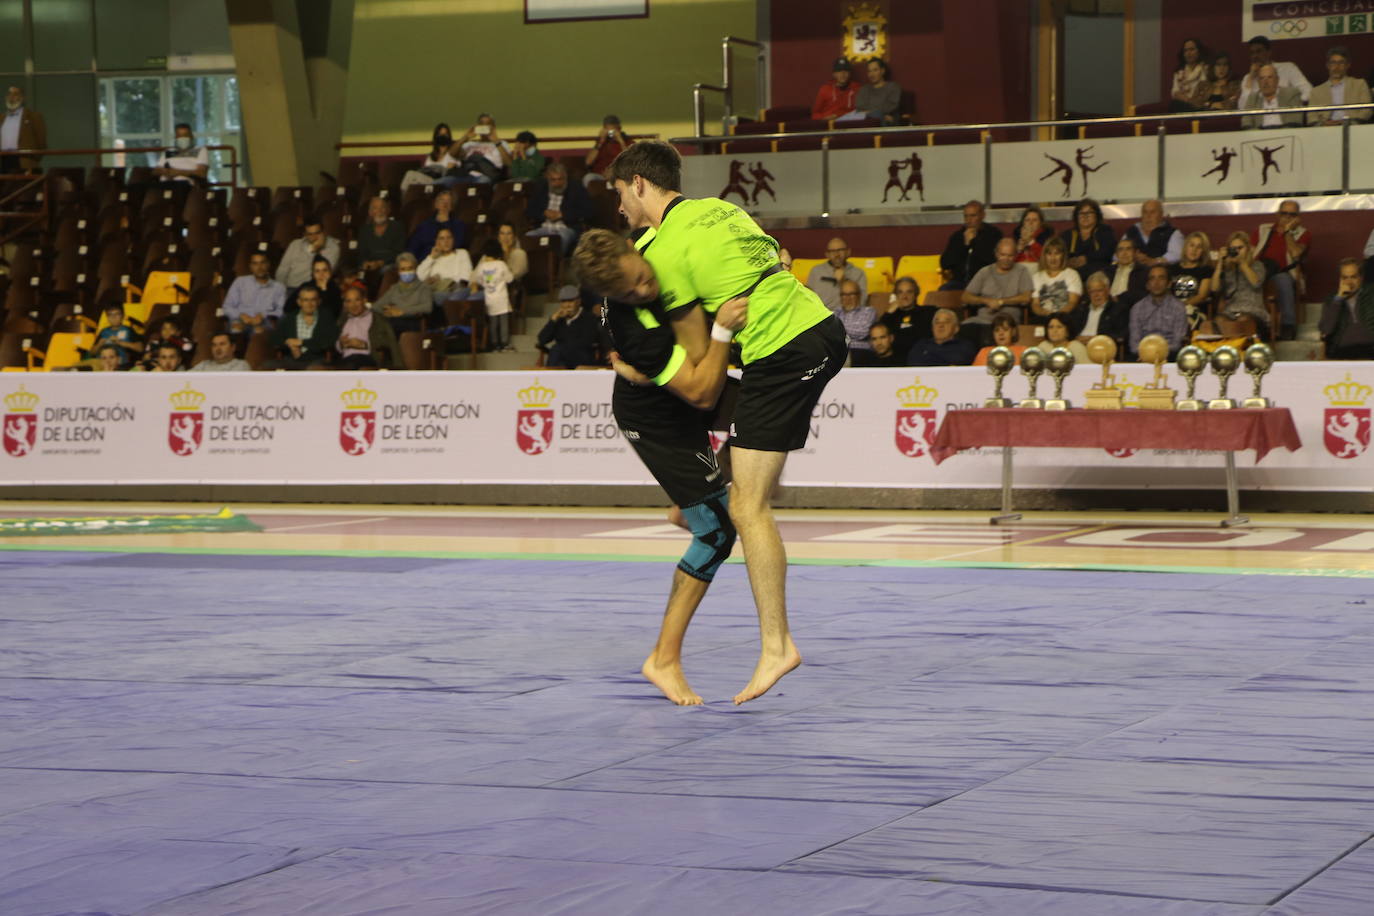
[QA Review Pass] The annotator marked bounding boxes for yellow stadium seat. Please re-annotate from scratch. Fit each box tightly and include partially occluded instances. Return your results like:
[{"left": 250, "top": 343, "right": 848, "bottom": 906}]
[
  {"left": 895, "top": 254, "right": 943, "bottom": 305},
  {"left": 848, "top": 256, "right": 894, "bottom": 294},
  {"left": 96, "top": 271, "right": 190, "bottom": 333},
  {"left": 789, "top": 257, "right": 824, "bottom": 285},
  {"left": 41, "top": 332, "right": 96, "bottom": 371},
  {"left": 1, "top": 366, "right": 28, "bottom": 372}
]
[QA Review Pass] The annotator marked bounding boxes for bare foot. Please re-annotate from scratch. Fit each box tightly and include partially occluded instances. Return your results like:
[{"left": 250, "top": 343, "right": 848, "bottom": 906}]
[
  {"left": 642, "top": 654, "right": 703, "bottom": 706},
  {"left": 733, "top": 639, "right": 802, "bottom": 705}
]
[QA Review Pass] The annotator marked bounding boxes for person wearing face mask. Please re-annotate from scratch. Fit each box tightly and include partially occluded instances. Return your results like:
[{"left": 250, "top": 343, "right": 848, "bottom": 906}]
[
  {"left": 374, "top": 252, "right": 433, "bottom": 335},
  {"left": 1, "top": 85, "right": 45, "bottom": 174},
  {"left": 154, "top": 123, "right": 209, "bottom": 185}
]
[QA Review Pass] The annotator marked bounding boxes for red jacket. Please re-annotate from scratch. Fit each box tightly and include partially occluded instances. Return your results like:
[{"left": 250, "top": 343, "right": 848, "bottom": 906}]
[{"left": 811, "top": 81, "right": 857, "bottom": 120}]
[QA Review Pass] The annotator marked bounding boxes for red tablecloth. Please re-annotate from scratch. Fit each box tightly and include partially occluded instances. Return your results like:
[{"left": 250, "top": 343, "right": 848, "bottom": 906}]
[{"left": 931, "top": 407, "right": 1302, "bottom": 465}]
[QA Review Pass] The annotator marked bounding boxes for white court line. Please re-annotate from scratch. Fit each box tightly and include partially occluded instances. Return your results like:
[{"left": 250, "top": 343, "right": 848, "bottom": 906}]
[{"left": 261, "top": 517, "right": 390, "bottom": 533}]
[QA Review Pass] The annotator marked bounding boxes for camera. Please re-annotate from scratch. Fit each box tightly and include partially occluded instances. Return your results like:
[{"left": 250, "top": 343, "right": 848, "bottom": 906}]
[
  {"left": 475, "top": 124, "right": 491, "bottom": 137},
  {"left": 1227, "top": 246, "right": 1241, "bottom": 258}
]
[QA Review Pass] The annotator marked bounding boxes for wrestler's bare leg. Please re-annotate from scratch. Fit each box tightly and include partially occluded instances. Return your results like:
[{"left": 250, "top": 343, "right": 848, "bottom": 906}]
[
  {"left": 727, "top": 445, "right": 801, "bottom": 705},
  {"left": 642, "top": 568, "right": 709, "bottom": 705}
]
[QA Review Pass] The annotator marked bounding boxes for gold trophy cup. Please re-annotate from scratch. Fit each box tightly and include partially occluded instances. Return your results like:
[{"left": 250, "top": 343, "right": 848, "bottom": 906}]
[
  {"left": 1018, "top": 347, "right": 1046, "bottom": 409},
  {"left": 1241, "top": 344, "right": 1275, "bottom": 408},
  {"left": 1085, "top": 335, "right": 1123, "bottom": 409},
  {"left": 1208, "top": 345, "right": 1241, "bottom": 409},
  {"left": 985, "top": 346, "right": 1015, "bottom": 407},
  {"left": 1175, "top": 345, "right": 1208, "bottom": 410},
  {"left": 1044, "top": 347, "right": 1075, "bottom": 410},
  {"left": 1136, "top": 334, "right": 1177, "bottom": 410}
]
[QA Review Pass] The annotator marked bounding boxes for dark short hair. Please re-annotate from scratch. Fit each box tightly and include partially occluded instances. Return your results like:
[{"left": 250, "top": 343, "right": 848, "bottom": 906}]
[
  {"left": 103, "top": 303, "right": 123, "bottom": 314},
  {"left": 606, "top": 140, "right": 682, "bottom": 192},
  {"left": 867, "top": 58, "right": 890, "bottom": 79},
  {"left": 174, "top": 122, "right": 193, "bottom": 133},
  {"left": 991, "top": 312, "right": 1018, "bottom": 333},
  {"left": 603, "top": 115, "right": 621, "bottom": 126},
  {"left": 296, "top": 285, "right": 320, "bottom": 299},
  {"left": 1248, "top": 35, "right": 1271, "bottom": 48},
  {"left": 157, "top": 342, "right": 180, "bottom": 355},
  {"left": 311, "top": 254, "right": 331, "bottom": 268},
  {"left": 1147, "top": 263, "right": 1170, "bottom": 280},
  {"left": 303, "top": 218, "right": 323, "bottom": 232},
  {"left": 516, "top": 130, "right": 537, "bottom": 145},
  {"left": 482, "top": 239, "right": 503, "bottom": 260},
  {"left": 1328, "top": 45, "right": 1351, "bottom": 62}
]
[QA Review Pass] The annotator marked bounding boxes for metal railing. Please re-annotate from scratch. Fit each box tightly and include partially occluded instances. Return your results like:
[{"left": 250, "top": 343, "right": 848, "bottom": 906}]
[
  {"left": 692, "top": 36, "right": 767, "bottom": 138},
  {"left": 1, "top": 144, "right": 241, "bottom": 189},
  {"left": 335, "top": 133, "right": 662, "bottom": 157}
]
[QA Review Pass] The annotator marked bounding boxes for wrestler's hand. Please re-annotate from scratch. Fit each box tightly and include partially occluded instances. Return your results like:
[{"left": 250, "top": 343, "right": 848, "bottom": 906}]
[
  {"left": 716, "top": 296, "right": 749, "bottom": 332},
  {"left": 611, "top": 355, "right": 652, "bottom": 386}
]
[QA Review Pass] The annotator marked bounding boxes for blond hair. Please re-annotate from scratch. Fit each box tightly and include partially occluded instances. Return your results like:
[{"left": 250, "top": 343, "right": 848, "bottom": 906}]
[
  {"left": 1181, "top": 230, "right": 1212, "bottom": 265},
  {"left": 572, "top": 229, "right": 634, "bottom": 296}
]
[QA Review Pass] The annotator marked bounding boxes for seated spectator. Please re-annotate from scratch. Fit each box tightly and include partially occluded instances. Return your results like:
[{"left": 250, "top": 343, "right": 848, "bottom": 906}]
[
  {"left": 537, "top": 285, "right": 602, "bottom": 368},
  {"left": 335, "top": 285, "right": 400, "bottom": 370},
  {"left": 940, "top": 200, "right": 1002, "bottom": 290},
  {"left": 223, "top": 251, "right": 286, "bottom": 337},
  {"left": 1170, "top": 38, "right": 1211, "bottom": 111},
  {"left": 146, "top": 342, "right": 186, "bottom": 372},
  {"left": 189, "top": 332, "right": 252, "bottom": 372},
  {"left": 1240, "top": 35, "right": 1313, "bottom": 102},
  {"left": 909, "top": 308, "right": 977, "bottom": 366},
  {"left": 1252, "top": 200, "right": 1308, "bottom": 339},
  {"left": 585, "top": 115, "right": 633, "bottom": 183},
  {"left": 94, "top": 343, "right": 121, "bottom": 372},
  {"left": 1063, "top": 198, "right": 1115, "bottom": 282},
  {"left": 1309, "top": 46, "right": 1372, "bottom": 125},
  {"left": 880, "top": 276, "right": 930, "bottom": 356},
  {"left": 153, "top": 123, "right": 208, "bottom": 185},
  {"left": 1319, "top": 257, "right": 1374, "bottom": 359},
  {"left": 407, "top": 188, "right": 467, "bottom": 259},
  {"left": 1, "top": 85, "right": 45, "bottom": 175},
  {"left": 854, "top": 322, "right": 903, "bottom": 367},
  {"left": 1241, "top": 64, "right": 1304, "bottom": 129},
  {"left": 474, "top": 239, "right": 516, "bottom": 351},
  {"left": 1078, "top": 271, "right": 1131, "bottom": 343},
  {"left": 806, "top": 237, "right": 867, "bottom": 312},
  {"left": 1212, "top": 230, "right": 1271, "bottom": 336},
  {"left": 358, "top": 196, "right": 407, "bottom": 281},
  {"left": 973, "top": 312, "right": 1026, "bottom": 366},
  {"left": 835, "top": 279, "right": 877, "bottom": 361},
  {"left": 812, "top": 58, "right": 858, "bottom": 120},
  {"left": 963, "top": 238, "right": 1032, "bottom": 325},
  {"left": 1125, "top": 199, "right": 1183, "bottom": 267},
  {"left": 1171, "top": 231, "right": 1215, "bottom": 325},
  {"left": 266, "top": 286, "right": 334, "bottom": 370},
  {"left": 421, "top": 123, "right": 456, "bottom": 180},
  {"left": 526, "top": 162, "right": 592, "bottom": 255},
  {"left": 1203, "top": 53, "right": 1242, "bottom": 110},
  {"left": 138, "top": 317, "right": 194, "bottom": 371},
  {"left": 375, "top": 252, "right": 432, "bottom": 334},
  {"left": 287, "top": 256, "right": 343, "bottom": 318},
  {"left": 90, "top": 304, "right": 143, "bottom": 369},
  {"left": 498, "top": 222, "right": 529, "bottom": 284},
  {"left": 1109, "top": 237, "right": 1148, "bottom": 306},
  {"left": 838, "top": 58, "right": 900, "bottom": 125},
  {"left": 1129, "top": 264, "right": 1190, "bottom": 358},
  {"left": 1030, "top": 238, "right": 1082, "bottom": 322},
  {"left": 276, "top": 219, "right": 340, "bottom": 289},
  {"left": 1037, "top": 313, "right": 1089, "bottom": 363},
  {"left": 418, "top": 227, "right": 473, "bottom": 306},
  {"left": 509, "top": 130, "right": 547, "bottom": 182},
  {"left": 454, "top": 114, "right": 511, "bottom": 183},
  {"left": 1013, "top": 206, "right": 1054, "bottom": 267}
]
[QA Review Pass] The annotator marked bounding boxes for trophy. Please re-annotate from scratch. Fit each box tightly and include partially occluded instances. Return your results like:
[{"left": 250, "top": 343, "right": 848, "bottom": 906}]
[
  {"left": 1085, "top": 335, "right": 1123, "bottom": 409},
  {"left": 1208, "top": 345, "right": 1241, "bottom": 409},
  {"left": 1136, "top": 334, "right": 1177, "bottom": 410},
  {"left": 1241, "top": 344, "right": 1275, "bottom": 408},
  {"left": 984, "top": 346, "right": 1015, "bottom": 407},
  {"left": 1018, "top": 347, "right": 1046, "bottom": 409},
  {"left": 1176, "top": 346, "right": 1208, "bottom": 410},
  {"left": 1044, "top": 347, "right": 1075, "bottom": 410}
]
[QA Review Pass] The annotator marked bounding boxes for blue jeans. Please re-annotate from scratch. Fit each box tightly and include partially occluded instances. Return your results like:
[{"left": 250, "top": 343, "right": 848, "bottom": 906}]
[{"left": 1270, "top": 270, "right": 1297, "bottom": 327}]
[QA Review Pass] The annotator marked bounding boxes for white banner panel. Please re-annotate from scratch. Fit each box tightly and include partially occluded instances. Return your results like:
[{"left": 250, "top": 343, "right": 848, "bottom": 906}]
[
  {"left": 828, "top": 145, "right": 985, "bottom": 212},
  {"left": 1166, "top": 127, "right": 1343, "bottom": 199},
  {"left": 1243, "top": 1, "right": 1372, "bottom": 42},
  {"left": 681, "top": 152, "right": 823, "bottom": 218},
  {"left": 1345, "top": 122, "right": 1374, "bottom": 190},
  {"left": 991, "top": 136, "right": 1158, "bottom": 204},
  {"left": 1, "top": 365, "right": 1371, "bottom": 490}
]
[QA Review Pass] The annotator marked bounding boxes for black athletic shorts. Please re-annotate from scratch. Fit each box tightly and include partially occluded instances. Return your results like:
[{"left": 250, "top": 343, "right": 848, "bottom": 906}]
[
  {"left": 728, "top": 314, "right": 847, "bottom": 452},
  {"left": 614, "top": 380, "right": 725, "bottom": 509}
]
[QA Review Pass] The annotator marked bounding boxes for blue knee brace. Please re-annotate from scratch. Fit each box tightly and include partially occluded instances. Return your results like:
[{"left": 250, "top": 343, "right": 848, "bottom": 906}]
[{"left": 677, "top": 490, "right": 736, "bottom": 582}]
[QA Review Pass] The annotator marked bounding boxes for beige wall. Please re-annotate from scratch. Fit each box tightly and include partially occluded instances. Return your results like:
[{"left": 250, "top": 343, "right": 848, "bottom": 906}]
[{"left": 342, "top": 0, "right": 757, "bottom": 148}]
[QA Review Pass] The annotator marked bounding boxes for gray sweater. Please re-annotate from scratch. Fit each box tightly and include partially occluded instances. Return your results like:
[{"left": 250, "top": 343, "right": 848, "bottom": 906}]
[{"left": 855, "top": 81, "right": 901, "bottom": 117}]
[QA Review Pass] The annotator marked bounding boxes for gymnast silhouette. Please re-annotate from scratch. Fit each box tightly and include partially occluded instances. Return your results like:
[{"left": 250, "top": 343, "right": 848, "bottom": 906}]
[
  {"left": 903, "top": 151, "right": 924, "bottom": 201},
  {"left": 1041, "top": 153, "right": 1074, "bottom": 197},
  {"left": 748, "top": 162, "right": 776, "bottom": 204},
  {"left": 1201, "top": 147, "right": 1238, "bottom": 184},
  {"left": 1074, "top": 146, "right": 1108, "bottom": 195},
  {"left": 1256, "top": 144, "right": 1283, "bottom": 186}
]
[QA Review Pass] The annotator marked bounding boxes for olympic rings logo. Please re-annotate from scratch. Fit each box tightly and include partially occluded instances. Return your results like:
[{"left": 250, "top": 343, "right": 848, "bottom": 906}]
[{"left": 1269, "top": 19, "right": 1310, "bottom": 34}]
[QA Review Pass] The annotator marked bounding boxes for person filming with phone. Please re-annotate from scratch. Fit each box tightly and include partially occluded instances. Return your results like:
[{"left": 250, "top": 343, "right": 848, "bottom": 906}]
[
  {"left": 454, "top": 113, "right": 512, "bottom": 183},
  {"left": 584, "top": 114, "right": 634, "bottom": 184}
]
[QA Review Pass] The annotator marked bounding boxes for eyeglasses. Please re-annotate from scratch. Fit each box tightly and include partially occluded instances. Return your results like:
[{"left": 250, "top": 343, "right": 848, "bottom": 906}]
[{"left": 826, "top": 248, "right": 848, "bottom": 255}]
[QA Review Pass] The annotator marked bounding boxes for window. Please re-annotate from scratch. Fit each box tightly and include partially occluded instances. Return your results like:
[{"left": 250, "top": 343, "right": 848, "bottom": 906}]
[{"left": 98, "top": 73, "right": 247, "bottom": 184}]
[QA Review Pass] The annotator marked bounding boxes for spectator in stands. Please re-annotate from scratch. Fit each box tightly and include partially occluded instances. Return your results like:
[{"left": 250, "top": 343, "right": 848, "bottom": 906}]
[
  {"left": 880, "top": 276, "right": 930, "bottom": 356},
  {"left": 1037, "top": 313, "right": 1089, "bottom": 363},
  {"left": 265, "top": 286, "right": 333, "bottom": 370},
  {"left": 358, "top": 196, "right": 406, "bottom": 293},
  {"left": 1241, "top": 64, "right": 1304, "bottom": 129},
  {"left": 223, "top": 251, "right": 286, "bottom": 337},
  {"left": 1129, "top": 264, "right": 1189, "bottom": 358},
  {"left": 418, "top": 226, "right": 473, "bottom": 305},
  {"left": 1171, "top": 231, "right": 1215, "bottom": 325},
  {"left": 1319, "top": 258, "right": 1374, "bottom": 359},
  {"left": 1079, "top": 271, "right": 1131, "bottom": 343},
  {"left": 454, "top": 114, "right": 511, "bottom": 183},
  {"left": 154, "top": 123, "right": 209, "bottom": 185},
  {"left": 1109, "top": 237, "right": 1148, "bottom": 305},
  {"left": 1203, "top": 53, "right": 1242, "bottom": 110},
  {"left": 1170, "top": 38, "right": 1211, "bottom": 112},
  {"left": 287, "top": 256, "right": 343, "bottom": 319},
  {"left": 94, "top": 343, "right": 121, "bottom": 372},
  {"left": 1013, "top": 206, "right": 1054, "bottom": 267},
  {"left": 375, "top": 252, "right": 432, "bottom": 334},
  {"left": 277, "top": 219, "right": 340, "bottom": 289},
  {"left": 510, "top": 130, "right": 547, "bottom": 182},
  {"left": 189, "top": 332, "right": 251, "bottom": 372},
  {"left": 835, "top": 279, "right": 876, "bottom": 361},
  {"left": 1063, "top": 197, "right": 1115, "bottom": 282},
  {"left": 838, "top": 58, "right": 901, "bottom": 125},
  {"left": 537, "top": 285, "right": 602, "bottom": 368},
  {"left": 1125, "top": 199, "right": 1183, "bottom": 267},
  {"left": 526, "top": 162, "right": 592, "bottom": 255},
  {"left": 812, "top": 58, "right": 858, "bottom": 120},
  {"left": 585, "top": 115, "right": 633, "bottom": 183},
  {"left": 498, "top": 222, "right": 529, "bottom": 284},
  {"left": 1, "top": 85, "right": 45, "bottom": 174},
  {"left": 1213, "top": 230, "right": 1270, "bottom": 336},
  {"left": 909, "top": 308, "right": 977, "bottom": 367},
  {"left": 407, "top": 188, "right": 467, "bottom": 259},
  {"left": 91, "top": 303, "right": 143, "bottom": 369},
  {"left": 1240, "top": 36, "right": 1312, "bottom": 102},
  {"left": 422, "top": 123, "right": 456, "bottom": 178},
  {"left": 147, "top": 342, "right": 186, "bottom": 372},
  {"left": 138, "top": 317, "right": 193, "bottom": 371},
  {"left": 962, "top": 238, "right": 1032, "bottom": 325},
  {"left": 475, "top": 239, "right": 516, "bottom": 351},
  {"left": 1308, "top": 46, "right": 1372, "bottom": 126},
  {"left": 335, "top": 285, "right": 400, "bottom": 370},
  {"left": 854, "top": 322, "right": 902, "bottom": 367},
  {"left": 1253, "top": 200, "right": 1308, "bottom": 339},
  {"left": 1030, "top": 237, "right": 1082, "bottom": 322},
  {"left": 940, "top": 200, "right": 1002, "bottom": 290},
  {"left": 806, "top": 237, "right": 867, "bottom": 312},
  {"left": 973, "top": 313, "right": 1026, "bottom": 366}
]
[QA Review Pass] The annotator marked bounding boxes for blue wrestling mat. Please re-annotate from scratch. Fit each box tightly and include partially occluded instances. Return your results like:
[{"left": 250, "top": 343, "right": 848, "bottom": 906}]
[{"left": 2, "top": 552, "right": 1372, "bottom": 914}]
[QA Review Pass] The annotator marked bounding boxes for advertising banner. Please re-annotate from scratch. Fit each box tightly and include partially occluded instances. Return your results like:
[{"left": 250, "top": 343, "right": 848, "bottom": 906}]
[{"left": 1166, "top": 127, "right": 1344, "bottom": 199}]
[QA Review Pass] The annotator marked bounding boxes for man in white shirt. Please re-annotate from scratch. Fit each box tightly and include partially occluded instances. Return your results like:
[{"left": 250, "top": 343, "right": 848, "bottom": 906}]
[
  {"left": 1241, "top": 65, "right": 1304, "bottom": 129},
  {"left": 155, "top": 123, "right": 209, "bottom": 184},
  {"left": 1240, "top": 36, "right": 1312, "bottom": 102}
]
